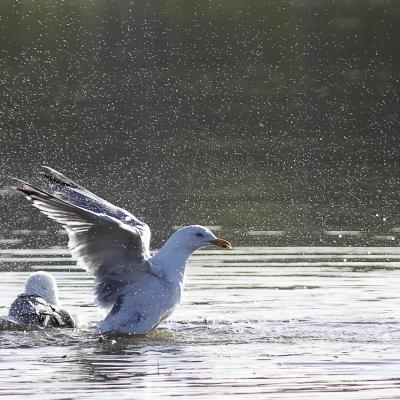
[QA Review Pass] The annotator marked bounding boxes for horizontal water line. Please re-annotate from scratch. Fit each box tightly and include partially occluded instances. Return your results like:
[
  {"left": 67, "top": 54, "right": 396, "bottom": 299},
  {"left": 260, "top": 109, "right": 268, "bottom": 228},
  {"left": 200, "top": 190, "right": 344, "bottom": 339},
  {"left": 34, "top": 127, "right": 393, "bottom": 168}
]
[
  {"left": 189, "top": 261, "right": 400, "bottom": 268},
  {"left": 5, "top": 261, "right": 400, "bottom": 271},
  {"left": 2, "top": 247, "right": 400, "bottom": 258},
  {"left": 0, "top": 247, "right": 400, "bottom": 262},
  {"left": 4, "top": 253, "right": 400, "bottom": 262}
]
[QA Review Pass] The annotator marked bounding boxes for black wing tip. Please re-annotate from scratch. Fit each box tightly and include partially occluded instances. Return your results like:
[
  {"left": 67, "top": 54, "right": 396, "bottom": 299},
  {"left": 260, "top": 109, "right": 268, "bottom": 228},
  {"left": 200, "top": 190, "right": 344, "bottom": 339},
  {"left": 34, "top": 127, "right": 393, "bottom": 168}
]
[
  {"left": 15, "top": 185, "right": 35, "bottom": 199},
  {"left": 11, "top": 178, "right": 30, "bottom": 193},
  {"left": 16, "top": 185, "right": 37, "bottom": 196},
  {"left": 41, "top": 166, "right": 67, "bottom": 187},
  {"left": 41, "top": 166, "right": 79, "bottom": 189},
  {"left": 11, "top": 178, "right": 52, "bottom": 199},
  {"left": 41, "top": 172, "right": 66, "bottom": 187}
]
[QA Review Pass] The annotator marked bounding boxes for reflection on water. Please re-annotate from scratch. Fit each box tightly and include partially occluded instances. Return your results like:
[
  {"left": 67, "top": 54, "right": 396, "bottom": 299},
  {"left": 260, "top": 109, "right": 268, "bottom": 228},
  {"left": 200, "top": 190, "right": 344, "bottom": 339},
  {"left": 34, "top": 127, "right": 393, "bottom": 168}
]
[{"left": 1, "top": 246, "right": 400, "bottom": 399}]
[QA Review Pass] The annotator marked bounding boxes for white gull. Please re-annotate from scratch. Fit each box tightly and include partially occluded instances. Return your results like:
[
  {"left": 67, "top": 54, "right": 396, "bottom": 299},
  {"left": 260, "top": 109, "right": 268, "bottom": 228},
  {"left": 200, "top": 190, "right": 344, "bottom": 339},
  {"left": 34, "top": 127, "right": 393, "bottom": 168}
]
[{"left": 15, "top": 167, "right": 231, "bottom": 334}]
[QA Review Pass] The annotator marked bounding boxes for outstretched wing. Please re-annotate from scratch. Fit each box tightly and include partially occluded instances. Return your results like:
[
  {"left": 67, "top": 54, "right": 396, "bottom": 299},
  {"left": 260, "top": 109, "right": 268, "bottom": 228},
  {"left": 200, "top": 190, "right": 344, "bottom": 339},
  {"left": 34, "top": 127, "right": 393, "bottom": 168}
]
[
  {"left": 15, "top": 173, "right": 152, "bottom": 308},
  {"left": 41, "top": 166, "right": 151, "bottom": 251}
]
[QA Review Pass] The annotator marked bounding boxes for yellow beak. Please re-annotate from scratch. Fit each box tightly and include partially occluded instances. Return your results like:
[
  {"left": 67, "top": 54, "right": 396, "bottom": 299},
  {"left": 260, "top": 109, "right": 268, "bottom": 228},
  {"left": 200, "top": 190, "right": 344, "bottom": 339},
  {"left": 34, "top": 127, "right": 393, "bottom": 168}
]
[{"left": 209, "top": 238, "right": 232, "bottom": 249}]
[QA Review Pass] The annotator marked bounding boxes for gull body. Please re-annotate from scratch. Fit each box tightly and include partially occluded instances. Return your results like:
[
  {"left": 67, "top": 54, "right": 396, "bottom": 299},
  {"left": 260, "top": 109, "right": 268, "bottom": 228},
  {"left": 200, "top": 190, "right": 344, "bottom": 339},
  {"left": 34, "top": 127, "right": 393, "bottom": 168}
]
[
  {"left": 15, "top": 167, "right": 231, "bottom": 334},
  {"left": 98, "top": 225, "right": 221, "bottom": 334}
]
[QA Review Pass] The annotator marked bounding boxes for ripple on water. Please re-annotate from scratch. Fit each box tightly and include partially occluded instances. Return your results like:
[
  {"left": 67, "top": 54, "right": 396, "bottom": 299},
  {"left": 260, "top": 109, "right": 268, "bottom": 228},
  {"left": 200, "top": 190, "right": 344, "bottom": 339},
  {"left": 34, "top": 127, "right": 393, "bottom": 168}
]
[{"left": 0, "top": 247, "right": 400, "bottom": 399}]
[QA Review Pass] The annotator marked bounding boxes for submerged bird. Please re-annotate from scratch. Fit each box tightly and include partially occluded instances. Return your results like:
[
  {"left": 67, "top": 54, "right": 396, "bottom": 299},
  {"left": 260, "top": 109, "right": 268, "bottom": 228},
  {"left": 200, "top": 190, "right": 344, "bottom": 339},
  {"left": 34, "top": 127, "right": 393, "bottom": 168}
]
[
  {"left": 15, "top": 167, "right": 231, "bottom": 334},
  {"left": 7, "top": 271, "right": 76, "bottom": 329}
]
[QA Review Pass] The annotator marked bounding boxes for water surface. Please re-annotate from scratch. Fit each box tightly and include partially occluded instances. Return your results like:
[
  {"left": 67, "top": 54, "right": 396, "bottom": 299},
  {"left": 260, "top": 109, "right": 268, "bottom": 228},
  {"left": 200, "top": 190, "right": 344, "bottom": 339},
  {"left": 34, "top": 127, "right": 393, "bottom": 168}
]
[{"left": 1, "top": 246, "right": 400, "bottom": 399}]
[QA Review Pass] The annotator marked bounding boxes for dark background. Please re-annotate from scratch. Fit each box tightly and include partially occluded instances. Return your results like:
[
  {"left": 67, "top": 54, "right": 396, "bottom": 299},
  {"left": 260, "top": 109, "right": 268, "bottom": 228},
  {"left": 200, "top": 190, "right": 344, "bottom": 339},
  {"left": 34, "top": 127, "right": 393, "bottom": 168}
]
[{"left": 1, "top": 0, "right": 399, "bottom": 247}]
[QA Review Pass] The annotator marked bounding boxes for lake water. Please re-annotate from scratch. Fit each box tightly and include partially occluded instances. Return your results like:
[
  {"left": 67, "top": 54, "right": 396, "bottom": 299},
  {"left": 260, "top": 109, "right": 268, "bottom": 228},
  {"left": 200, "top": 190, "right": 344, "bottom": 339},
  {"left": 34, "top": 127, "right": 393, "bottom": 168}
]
[{"left": 1, "top": 245, "right": 400, "bottom": 399}]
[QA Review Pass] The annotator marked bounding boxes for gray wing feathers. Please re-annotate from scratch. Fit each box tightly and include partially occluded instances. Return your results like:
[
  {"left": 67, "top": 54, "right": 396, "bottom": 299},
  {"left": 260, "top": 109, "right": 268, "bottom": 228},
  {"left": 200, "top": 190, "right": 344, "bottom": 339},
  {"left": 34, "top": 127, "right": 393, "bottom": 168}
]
[
  {"left": 42, "top": 167, "right": 150, "bottom": 234},
  {"left": 42, "top": 167, "right": 151, "bottom": 258},
  {"left": 15, "top": 171, "right": 152, "bottom": 308}
]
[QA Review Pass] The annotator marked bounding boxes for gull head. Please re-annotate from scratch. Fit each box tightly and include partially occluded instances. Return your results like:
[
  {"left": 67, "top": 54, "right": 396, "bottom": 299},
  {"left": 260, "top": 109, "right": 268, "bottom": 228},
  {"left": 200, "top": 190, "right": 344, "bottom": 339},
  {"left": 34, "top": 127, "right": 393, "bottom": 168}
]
[
  {"left": 172, "top": 225, "right": 232, "bottom": 252},
  {"left": 25, "top": 271, "right": 59, "bottom": 306}
]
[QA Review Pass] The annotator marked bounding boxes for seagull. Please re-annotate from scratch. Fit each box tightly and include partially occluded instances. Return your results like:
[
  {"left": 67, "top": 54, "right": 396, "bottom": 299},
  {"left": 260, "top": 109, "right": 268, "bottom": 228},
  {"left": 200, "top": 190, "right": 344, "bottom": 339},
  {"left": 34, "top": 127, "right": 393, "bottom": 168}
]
[
  {"left": 7, "top": 271, "right": 76, "bottom": 329},
  {"left": 15, "top": 167, "right": 232, "bottom": 335}
]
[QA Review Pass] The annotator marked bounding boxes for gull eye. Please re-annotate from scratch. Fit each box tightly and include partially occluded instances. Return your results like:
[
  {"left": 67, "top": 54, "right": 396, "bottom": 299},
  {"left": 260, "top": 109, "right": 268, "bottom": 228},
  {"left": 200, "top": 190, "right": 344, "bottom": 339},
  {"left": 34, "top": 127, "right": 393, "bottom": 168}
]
[{"left": 195, "top": 232, "right": 204, "bottom": 238}]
